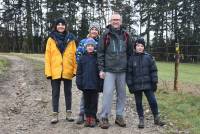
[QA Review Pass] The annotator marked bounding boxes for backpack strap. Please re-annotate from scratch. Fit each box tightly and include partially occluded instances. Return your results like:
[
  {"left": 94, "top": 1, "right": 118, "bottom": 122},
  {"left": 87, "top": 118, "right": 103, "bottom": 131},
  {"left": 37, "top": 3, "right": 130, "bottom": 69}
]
[
  {"left": 103, "top": 32, "right": 110, "bottom": 47},
  {"left": 124, "top": 31, "right": 129, "bottom": 46},
  {"left": 103, "top": 31, "right": 129, "bottom": 50}
]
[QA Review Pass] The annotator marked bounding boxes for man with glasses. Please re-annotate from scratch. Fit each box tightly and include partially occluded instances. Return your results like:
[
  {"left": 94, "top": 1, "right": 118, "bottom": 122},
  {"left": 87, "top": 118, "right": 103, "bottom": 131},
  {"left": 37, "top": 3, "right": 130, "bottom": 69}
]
[{"left": 98, "top": 13, "right": 132, "bottom": 129}]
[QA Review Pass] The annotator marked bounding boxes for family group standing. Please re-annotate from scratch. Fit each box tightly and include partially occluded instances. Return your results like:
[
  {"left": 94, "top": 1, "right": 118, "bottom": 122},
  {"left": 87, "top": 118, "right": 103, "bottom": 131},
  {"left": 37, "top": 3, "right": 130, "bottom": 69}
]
[{"left": 44, "top": 13, "right": 165, "bottom": 129}]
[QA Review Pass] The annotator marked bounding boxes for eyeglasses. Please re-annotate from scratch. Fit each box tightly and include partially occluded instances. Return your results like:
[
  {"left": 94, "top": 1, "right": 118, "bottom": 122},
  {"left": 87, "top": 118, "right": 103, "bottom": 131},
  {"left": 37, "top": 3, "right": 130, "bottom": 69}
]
[{"left": 112, "top": 19, "right": 120, "bottom": 21}]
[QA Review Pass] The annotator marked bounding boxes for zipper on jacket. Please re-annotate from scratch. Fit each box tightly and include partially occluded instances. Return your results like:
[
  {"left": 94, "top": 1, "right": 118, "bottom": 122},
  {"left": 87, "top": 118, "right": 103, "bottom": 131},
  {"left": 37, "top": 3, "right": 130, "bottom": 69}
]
[
  {"left": 61, "top": 54, "right": 63, "bottom": 78},
  {"left": 120, "top": 40, "right": 122, "bottom": 52},
  {"left": 113, "top": 40, "right": 116, "bottom": 53},
  {"left": 139, "top": 55, "right": 144, "bottom": 89}
]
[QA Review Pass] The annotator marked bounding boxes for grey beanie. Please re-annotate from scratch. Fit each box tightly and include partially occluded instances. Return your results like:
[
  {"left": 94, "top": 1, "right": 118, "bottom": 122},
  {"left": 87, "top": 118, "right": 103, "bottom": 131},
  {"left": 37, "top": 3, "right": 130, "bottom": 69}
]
[{"left": 88, "top": 22, "right": 100, "bottom": 32}]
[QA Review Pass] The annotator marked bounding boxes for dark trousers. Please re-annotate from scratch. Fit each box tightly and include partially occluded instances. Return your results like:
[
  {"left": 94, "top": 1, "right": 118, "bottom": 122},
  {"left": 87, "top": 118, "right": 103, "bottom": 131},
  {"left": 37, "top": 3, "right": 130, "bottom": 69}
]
[
  {"left": 51, "top": 79, "right": 72, "bottom": 112},
  {"left": 134, "top": 90, "right": 158, "bottom": 118},
  {"left": 83, "top": 91, "right": 98, "bottom": 118}
]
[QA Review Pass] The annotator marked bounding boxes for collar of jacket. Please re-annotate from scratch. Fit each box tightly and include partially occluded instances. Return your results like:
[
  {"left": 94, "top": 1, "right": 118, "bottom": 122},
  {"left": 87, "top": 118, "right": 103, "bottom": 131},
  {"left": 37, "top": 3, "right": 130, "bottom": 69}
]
[
  {"left": 134, "top": 51, "right": 150, "bottom": 56},
  {"left": 49, "top": 31, "right": 75, "bottom": 45},
  {"left": 134, "top": 52, "right": 145, "bottom": 56}
]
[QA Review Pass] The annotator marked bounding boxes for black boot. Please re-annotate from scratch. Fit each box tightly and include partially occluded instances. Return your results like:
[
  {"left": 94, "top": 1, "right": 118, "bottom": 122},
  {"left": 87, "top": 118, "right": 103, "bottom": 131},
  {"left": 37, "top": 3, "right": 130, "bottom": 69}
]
[
  {"left": 138, "top": 117, "right": 144, "bottom": 129},
  {"left": 154, "top": 115, "right": 165, "bottom": 126}
]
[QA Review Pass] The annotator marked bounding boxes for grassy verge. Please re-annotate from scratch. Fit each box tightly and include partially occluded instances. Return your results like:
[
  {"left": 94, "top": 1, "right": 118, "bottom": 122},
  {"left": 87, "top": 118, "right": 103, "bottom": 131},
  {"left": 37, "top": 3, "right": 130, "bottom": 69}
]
[
  {"left": 157, "top": 90, "right": 200, "bottom": 134},
  {"left": 157, "top": 62, "right": 200, "bottom": 84},
  {"left": 0, "top": 58, "right": 9, "bottom": 75}
]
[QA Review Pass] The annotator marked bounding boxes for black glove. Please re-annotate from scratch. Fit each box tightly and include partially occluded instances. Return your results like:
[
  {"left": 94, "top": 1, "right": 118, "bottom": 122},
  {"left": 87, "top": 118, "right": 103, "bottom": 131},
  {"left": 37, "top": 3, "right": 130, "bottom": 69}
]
[
  {"left": 77, "top": 85, "right": 83, "bottom": 90},
  {"left": 152, "top": 82, "right": 157, "bottom": 92},
  {"left": 128, "top": 86, "right": 135, "bottom": 94},
  {"left": 47, "top": 76, "right": 52, "bottom": 80}
]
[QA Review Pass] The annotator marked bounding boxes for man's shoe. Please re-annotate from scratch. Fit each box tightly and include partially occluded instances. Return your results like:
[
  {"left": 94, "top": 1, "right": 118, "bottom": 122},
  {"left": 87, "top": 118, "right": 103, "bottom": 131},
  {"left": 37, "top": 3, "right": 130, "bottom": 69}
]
[
  {"left": 100, "top": 118, "right": 110, "bottom": 129},
  {"left": 115, "top": 115, "right": 126, "bottom": 127}
]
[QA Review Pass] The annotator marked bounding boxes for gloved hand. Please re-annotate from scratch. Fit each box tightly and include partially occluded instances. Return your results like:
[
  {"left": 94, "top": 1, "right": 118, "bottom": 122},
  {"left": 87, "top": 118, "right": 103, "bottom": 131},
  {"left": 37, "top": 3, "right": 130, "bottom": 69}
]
[
  {"left": 47, "top": 76, "right": 52, "bottom": 80},
  {"left": 77, "top": 86, "right": 83, "bottom": 90},
  {"left": 128, "top": 86, "right": 135, "bottom": 94},
  {"left": 152, "top": 82, "right": 157, "bottom": 92}
]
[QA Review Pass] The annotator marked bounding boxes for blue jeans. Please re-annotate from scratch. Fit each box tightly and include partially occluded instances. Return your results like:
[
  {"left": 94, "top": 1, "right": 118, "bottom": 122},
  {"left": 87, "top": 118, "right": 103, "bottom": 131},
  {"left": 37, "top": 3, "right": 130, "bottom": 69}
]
[{"left": 134, "top": 90, "right": 158, "bottom": 117}]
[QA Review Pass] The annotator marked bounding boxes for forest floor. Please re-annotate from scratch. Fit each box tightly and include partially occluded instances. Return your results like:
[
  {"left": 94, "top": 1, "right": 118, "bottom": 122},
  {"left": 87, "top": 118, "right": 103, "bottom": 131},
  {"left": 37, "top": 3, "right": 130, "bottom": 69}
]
[{"left": 0, "top": 53, "right": 199, "bottom": 134}]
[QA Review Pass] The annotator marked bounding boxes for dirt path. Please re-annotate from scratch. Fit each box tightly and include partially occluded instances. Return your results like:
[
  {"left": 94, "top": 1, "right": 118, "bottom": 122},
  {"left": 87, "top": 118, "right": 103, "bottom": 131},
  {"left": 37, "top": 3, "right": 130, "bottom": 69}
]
[{"left": 0, "top": 54, "right": 166, "bottom": 134}]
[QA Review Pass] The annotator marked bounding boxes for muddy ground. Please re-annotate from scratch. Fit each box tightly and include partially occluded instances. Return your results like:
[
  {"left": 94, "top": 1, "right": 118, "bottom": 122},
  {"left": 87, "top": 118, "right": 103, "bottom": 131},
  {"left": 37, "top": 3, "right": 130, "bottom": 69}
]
[{"left": 0, "top": 54, "right": 170, "bottom": 134}]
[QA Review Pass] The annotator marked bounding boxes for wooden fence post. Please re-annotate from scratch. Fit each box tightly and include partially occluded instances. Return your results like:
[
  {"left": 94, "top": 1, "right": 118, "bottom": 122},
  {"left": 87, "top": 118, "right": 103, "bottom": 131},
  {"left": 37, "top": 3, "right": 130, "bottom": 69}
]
[{"left": 174, "top": 43, "right": 180, "bottom": 91}]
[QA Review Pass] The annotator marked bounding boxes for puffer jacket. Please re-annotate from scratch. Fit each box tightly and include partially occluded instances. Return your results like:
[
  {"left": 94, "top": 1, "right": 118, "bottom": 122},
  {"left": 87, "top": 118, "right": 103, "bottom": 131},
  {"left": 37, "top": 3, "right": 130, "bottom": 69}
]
[
  {"left": 97, "top": 25, "right": 132, "bottom": 73},
  {"left": 44, "top": 33, "right": 77, "bottom": 80},
  {"left": 76, "top": 53, "right": 103, "bottom": 92},
  {"left": 126, "top": 52, "right": 158, "bottom": 93}
]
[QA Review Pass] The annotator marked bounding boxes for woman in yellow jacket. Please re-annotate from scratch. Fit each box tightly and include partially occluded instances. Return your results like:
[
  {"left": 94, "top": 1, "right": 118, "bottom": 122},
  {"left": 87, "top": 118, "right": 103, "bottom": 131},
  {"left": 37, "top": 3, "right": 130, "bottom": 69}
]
[{"left": 45, "top": 18, "right": 77, "bottom": 124}]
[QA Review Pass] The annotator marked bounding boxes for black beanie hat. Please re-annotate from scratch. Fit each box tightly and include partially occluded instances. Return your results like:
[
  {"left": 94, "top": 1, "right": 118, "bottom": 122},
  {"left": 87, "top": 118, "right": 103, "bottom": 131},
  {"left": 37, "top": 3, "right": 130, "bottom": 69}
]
[
  {"left": 55, "top": 18, "right": 66, "bottom": 26},
  {"left": 134, "top": 38, "right": 145, "bottom": 49}
]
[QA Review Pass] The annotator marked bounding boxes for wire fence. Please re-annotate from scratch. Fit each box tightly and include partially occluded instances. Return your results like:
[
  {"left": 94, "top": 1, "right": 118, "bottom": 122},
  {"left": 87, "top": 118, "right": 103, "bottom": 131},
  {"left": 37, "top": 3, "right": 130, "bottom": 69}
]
[{"left": 147, "top": 45, "right": 200, "bottom": 63}]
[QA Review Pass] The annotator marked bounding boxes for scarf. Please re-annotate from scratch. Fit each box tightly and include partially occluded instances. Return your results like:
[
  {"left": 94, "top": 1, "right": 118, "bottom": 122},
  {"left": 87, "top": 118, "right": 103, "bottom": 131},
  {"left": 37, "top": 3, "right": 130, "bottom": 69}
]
[{"left": 50, "top": 31, "right": 74, "bottom": 54}]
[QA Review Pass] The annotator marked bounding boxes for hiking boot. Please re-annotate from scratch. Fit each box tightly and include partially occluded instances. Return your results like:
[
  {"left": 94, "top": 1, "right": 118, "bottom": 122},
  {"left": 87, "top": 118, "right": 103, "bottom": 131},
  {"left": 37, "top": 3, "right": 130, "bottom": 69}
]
[
  {"left": 154, "top": 115, "right": 165, "bottom": 126},
  {"left": 66, "top": 110, "right": 74, "bottom": 122},
  {"left": 51, "top": 112, "right": 58, "bottom": 124},
  {"left": 138, "top": 117, "right": 144, "bottom": 129},
  {"left": 100, "top": 118, "right": 110, "bottom": 129},
  {"left": 76, "top": 113, "right": 84, "bottom": 124},
  {"left": 115, "top": 115, "right": 126, "bottom": 127},
  {"left": 90, "top": 117, "right": 96, "bottom": 127},
  {"left": 84, "top": 117, "right": 90, "bottom": 127}
]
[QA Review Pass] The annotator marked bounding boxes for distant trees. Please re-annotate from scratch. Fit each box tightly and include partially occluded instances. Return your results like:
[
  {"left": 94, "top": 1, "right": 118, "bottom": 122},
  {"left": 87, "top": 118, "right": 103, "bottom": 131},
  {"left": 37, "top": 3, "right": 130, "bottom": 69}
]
[{"left": 0, "top": 0, "right": 199, "bottom": 62}]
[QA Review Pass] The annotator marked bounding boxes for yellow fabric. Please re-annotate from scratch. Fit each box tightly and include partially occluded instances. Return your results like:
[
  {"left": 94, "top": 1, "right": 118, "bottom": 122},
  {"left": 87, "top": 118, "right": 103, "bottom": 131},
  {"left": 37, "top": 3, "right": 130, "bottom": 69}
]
[{"left": 45, "top": 37, "right": 77, "bottom": 80}]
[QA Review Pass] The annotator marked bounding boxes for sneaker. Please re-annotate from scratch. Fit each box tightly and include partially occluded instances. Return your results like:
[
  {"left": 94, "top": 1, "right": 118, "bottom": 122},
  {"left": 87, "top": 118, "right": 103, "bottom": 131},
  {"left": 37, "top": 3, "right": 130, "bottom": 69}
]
[
  {"left": 89, "top": 117, "right": 96, "bottom": 127},
  {"left": 115, "top": 115, "right": 126, "bottom": 127},
  {"left": 66, "top": 110, "right": 74, "bottom": 122},
  {"left": 100, "top": 118, "right": 110, "bottom": 129},
  {"left": 51, "top": 112, "right": 58, "bottom": 124},
  {"left": 154, "top": 115, "right": 165, "bottom": 126},
  {"left": 84, "top": 117, "right": 90, "bottom": 127},
  {"left": 138, "top": 117, "right": 144, "bottom": 129},
  {"left": 76, "top": 113, "right": 84, "bottom": 124}
]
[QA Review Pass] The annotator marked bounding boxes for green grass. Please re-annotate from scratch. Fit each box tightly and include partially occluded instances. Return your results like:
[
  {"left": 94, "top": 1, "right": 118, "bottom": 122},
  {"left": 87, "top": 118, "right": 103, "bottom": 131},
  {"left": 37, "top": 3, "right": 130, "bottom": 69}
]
[
  {"left": 157, "top": 62, "right": 200, "bottom": 84},
  {"left": 0, "top": 58, "right": 9, "bottom": 75},
  {"left": 157, "top": 90, "right": 200, "bottom": 134}
]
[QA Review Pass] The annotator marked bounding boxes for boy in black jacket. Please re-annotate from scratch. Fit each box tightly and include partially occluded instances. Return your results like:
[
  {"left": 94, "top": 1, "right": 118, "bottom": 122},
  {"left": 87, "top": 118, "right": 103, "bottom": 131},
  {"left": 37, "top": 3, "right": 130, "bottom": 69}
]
[
  {"left": 126, "top": 38, "right": 165, "bottom": 128},
  {"left": 76, "top": 38, "right": 103, "bottom": 127}
]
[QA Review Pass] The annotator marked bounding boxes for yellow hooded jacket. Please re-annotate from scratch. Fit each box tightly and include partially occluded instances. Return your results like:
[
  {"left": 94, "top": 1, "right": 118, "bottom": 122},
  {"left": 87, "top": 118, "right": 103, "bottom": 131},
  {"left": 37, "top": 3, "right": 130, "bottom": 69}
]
[{"left": 45, "top": 37, "right": 77, "bottom": 80}]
